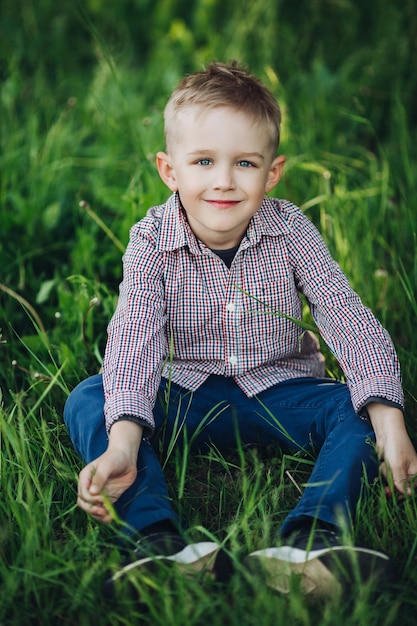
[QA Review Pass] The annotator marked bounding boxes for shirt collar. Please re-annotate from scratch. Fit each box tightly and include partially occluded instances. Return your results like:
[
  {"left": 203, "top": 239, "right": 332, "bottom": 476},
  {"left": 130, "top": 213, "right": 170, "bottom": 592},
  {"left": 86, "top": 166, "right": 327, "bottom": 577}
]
[
  {"left": 247, "top": 196, "right": 292, "bottom": 244},
  {"left": 156, "top": 192, "right": 292, "bottom": 253}
]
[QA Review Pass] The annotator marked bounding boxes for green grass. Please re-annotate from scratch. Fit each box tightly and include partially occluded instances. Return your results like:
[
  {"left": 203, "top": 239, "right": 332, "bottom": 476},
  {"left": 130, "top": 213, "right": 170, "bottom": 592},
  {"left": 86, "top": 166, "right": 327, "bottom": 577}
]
[{"left": 1, "top": 0, "right": 417, "bottom": 623}]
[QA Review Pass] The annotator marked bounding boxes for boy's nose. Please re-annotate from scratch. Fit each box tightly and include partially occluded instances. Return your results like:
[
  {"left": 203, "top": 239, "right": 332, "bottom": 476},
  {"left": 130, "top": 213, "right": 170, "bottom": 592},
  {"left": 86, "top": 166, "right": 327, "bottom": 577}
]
[{"left": 213, "top": 166, "right": 235, "bottom": 190}]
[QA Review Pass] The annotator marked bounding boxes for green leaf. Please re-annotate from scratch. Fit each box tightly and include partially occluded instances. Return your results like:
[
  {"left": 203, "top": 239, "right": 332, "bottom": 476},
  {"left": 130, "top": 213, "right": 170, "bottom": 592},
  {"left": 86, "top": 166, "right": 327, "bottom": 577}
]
[
  {"left": 36, "top": 279, "right": 56, "bottom": 305},
  {"left": 235, "top": 285, "right": 318, "bottom": 333}
]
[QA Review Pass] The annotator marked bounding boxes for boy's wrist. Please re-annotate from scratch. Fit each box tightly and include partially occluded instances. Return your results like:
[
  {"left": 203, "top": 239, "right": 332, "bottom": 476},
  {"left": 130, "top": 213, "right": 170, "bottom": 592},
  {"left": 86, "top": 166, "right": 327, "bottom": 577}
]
[
  {"left": 366, "top": 402, "right": 407, "bottom": 442},
  {"left": 108, "top": 419, "right": 143, "bottom": 457}
]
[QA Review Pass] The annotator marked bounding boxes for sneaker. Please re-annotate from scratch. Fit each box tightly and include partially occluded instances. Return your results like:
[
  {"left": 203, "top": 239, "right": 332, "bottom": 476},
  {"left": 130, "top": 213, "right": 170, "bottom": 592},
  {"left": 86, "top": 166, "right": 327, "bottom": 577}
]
[
  {"left": 246, "top": 526, "right": 392, "bottom": 599},
  {"left": 104, "top": 532, "right": 230, "bottom": 597}
]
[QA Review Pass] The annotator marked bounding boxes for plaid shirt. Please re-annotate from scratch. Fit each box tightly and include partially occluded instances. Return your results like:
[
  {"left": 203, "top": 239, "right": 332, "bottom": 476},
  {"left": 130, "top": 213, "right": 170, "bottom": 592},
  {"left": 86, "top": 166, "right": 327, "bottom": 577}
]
[{"left": 103, "top": 192, "right": 403, "bottom": 434}]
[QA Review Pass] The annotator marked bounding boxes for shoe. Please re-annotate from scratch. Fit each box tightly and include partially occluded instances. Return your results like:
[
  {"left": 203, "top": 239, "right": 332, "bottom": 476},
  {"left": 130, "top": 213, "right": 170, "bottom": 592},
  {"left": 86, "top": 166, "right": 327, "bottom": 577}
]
[
  {"left": 104, "top": 532, "right": 231, "bottom": 597},
  {"left": 246, "top": 526, "right": 393, "bottom": 599}
]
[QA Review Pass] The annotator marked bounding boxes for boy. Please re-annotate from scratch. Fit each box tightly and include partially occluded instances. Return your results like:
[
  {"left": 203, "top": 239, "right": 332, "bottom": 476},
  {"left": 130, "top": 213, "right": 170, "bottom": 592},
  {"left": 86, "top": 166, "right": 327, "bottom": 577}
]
[{"left": 64, "top": 61, "right": 417, "bottom": 597}]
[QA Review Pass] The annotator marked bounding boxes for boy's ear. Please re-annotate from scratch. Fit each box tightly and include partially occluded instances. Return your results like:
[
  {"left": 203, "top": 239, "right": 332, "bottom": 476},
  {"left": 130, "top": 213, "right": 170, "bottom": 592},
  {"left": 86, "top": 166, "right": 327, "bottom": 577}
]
[
  {"left": 156, "top": 151, "right": 178, "bottom": 192},
  {"left": 265, "top": 155, "right": 286, "bottom": 193}
]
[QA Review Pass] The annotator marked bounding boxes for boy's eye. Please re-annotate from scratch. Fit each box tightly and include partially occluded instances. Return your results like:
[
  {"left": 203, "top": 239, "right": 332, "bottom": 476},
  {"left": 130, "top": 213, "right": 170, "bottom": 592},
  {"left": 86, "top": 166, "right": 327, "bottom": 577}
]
[
  {"left": 197, "top": 159, "right": 212, "bottom": 166},
  {"left": 238, "top": 160, "right": 253, "bottom": 168}
]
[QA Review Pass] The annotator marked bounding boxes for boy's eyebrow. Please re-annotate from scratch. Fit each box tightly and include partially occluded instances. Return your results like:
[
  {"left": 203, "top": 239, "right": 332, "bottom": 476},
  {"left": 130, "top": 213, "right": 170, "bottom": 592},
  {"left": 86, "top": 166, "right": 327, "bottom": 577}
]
[{"left": 187, "top": 150, "right": 266, "bottom": 161}]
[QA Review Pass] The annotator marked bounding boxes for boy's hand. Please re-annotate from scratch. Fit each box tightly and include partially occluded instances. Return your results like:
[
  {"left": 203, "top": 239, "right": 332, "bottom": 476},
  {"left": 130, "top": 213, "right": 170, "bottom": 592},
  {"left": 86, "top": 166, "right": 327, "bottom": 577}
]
[
  {"left": 77, "top": 420, "right": 143, "bottom": 523},
  {"left": 367, "top": 403, "right": 417, "bottom": 496}
]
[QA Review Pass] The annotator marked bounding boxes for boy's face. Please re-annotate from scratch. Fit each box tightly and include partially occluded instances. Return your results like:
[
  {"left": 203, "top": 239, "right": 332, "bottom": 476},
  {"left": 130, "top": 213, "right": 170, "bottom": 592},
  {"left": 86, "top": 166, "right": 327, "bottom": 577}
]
[{"left": 157, "top": 106, "right": 285, "bottom": 249}]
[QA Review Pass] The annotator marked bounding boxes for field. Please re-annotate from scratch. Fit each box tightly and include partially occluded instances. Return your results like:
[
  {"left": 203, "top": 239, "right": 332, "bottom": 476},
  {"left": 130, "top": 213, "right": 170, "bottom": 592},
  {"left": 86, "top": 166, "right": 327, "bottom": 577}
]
[{"left": 1, "top": 0, "right": 417, "bottom": 623}]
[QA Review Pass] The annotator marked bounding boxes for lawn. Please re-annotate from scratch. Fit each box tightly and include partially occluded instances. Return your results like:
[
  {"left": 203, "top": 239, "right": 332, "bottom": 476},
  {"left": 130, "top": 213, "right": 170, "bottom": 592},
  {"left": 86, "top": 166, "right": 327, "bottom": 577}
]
[{"left": 1, "top": 0, "right": 417, "bottom": 623}]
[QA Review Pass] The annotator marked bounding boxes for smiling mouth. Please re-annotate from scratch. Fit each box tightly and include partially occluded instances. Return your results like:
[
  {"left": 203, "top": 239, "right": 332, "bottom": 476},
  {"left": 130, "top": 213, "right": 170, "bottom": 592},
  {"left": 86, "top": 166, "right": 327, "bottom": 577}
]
[{"left": 205, "top": 199, "right": 241, "bottom": 208}]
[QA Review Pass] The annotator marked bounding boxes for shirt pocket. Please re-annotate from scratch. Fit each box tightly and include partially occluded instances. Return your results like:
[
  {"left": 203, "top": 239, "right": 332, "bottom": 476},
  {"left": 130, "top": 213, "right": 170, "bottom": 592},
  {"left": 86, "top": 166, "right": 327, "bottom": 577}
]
[{"left": 242, "top": 276, "right": 303, "bottom": 344}]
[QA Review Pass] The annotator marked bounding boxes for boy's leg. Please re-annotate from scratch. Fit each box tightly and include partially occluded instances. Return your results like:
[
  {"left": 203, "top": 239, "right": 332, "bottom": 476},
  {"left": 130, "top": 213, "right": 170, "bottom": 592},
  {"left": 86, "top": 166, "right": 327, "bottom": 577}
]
[
  {"left": 250, "top": 377, "right": 378, "bottom": 536},
  {"left": 237, "top": 379, "right": 389, "bottom": 597},
  {"left": 156, "top": 375, "right": 387, "bottom": 596},
  {"left": 64, "top": 374, "right": 178, "bottom": 537},
  {"left": 65, "top": 375, "right": 230, "bottom": 591},
  {"left": 65, "top": 373, "right": 378, "bottom": 540},
  {"left": 154, "top": 375, "right": 378, "bottom": 535}
]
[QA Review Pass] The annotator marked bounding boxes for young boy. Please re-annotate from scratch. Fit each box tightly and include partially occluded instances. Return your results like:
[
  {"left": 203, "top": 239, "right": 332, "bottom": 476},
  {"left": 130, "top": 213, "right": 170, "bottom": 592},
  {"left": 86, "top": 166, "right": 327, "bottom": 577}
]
[{"left": 64, "top": 61, "right": 417, "bottom": 597}]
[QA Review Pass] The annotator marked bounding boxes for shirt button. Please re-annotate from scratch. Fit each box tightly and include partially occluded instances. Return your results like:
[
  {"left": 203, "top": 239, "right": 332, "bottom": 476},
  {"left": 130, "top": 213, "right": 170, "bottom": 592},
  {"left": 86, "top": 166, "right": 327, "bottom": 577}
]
[
  {"left": 228, "top": 355, "right": 238, "bottom": 365},
  {"left": 226, "top": 302, "right": 236, "bottom": 312}
]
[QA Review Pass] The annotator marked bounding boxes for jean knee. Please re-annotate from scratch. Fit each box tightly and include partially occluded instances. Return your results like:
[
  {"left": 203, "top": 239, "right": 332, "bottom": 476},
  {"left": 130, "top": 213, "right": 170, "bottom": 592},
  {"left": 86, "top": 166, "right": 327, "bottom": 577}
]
[
  {"left": 63, "top": 374, "right": 107, "bottom": 461},
  {"left": 64, "top": 374, "right": 104, "bottom": 429}
]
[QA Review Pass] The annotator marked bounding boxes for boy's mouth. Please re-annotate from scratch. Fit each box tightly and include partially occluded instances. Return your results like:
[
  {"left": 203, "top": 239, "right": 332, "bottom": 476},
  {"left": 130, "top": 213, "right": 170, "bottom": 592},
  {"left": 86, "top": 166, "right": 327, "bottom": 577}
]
[{"left": 205, "top": 199, "right": 241, "bottom": 209}]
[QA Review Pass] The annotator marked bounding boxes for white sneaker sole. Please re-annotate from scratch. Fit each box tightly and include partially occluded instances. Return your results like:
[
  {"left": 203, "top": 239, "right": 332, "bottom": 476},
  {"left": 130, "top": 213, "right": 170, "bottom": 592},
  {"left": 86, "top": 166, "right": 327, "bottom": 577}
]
[
  {"left": 111, "top": 541, "right": 220, "bottom": 584},
  {"left": 247, "top": 545, "right": 391, "bottom": 597}
]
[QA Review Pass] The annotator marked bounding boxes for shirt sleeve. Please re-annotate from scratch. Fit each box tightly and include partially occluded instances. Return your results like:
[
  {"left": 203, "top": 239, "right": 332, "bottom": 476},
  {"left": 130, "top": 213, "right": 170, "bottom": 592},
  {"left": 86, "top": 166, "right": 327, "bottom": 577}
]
[
  {"left": 286, "top": 205, "right": 404, "bottom": 413},
  {"left": 102, "top": 222, "right": 167, "bottom": 434}
]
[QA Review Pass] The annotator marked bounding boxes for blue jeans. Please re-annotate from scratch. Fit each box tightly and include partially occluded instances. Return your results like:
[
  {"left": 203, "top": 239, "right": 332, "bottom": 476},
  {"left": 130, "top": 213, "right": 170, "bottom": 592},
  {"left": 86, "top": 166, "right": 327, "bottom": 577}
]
[{"left": 64, "top": 374, "right": 378, "bottom": 538}]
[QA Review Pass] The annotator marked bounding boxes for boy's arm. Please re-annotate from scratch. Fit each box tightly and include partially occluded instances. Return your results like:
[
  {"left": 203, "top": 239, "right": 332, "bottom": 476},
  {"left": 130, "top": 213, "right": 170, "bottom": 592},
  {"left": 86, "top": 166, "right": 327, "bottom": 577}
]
[
  {"left": 103, "top": 224, "right": 167, "bottom": 436},
  {"left": 367, "top": 402, "right": 417, "bottom": 495},
  {"left": 287, "top": 203, "right": 404, "bottom": 413},
  {"left": 77, "top": 420, "right": 143, "bottom": 523}
]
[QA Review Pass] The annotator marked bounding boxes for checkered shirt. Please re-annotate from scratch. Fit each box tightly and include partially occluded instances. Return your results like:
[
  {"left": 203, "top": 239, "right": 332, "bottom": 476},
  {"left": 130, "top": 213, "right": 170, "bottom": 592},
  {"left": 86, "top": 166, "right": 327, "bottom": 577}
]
[{"left": 102, "top": 193, "right": 403, "bottom": 434}]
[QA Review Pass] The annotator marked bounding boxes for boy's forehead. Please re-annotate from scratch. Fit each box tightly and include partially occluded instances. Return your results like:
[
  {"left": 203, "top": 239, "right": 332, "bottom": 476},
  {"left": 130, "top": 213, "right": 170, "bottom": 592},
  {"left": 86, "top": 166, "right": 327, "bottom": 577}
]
[
  {"left": 175, "top": 104, "right": 255, "bottom": 126},
  {"left": 170, "top": 105, "right": 271, "bottom": 142},
  {"left": 166, "top": 104, "right": 276, "bottom": 157}
]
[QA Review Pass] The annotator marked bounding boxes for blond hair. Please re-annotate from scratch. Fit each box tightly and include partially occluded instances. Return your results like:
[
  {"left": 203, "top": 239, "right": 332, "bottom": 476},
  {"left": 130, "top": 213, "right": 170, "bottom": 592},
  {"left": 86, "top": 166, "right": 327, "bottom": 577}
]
[{"left": 164, "top": 61, "right": 281, "bottom": 155}]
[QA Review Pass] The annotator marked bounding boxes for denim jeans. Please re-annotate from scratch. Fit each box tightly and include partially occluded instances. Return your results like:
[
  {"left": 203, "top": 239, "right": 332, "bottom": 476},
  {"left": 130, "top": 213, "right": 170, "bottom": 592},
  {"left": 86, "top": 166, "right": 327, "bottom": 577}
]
[{"left": 64, "top": 374, "right": 378, "bottom": 538}]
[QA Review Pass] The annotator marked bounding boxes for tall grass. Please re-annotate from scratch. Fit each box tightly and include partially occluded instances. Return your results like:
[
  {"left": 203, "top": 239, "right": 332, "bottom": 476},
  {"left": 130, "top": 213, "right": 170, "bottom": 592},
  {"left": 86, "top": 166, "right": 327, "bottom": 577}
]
[{"left": 1, "top": 0, "right": 417, "bottom": 623}]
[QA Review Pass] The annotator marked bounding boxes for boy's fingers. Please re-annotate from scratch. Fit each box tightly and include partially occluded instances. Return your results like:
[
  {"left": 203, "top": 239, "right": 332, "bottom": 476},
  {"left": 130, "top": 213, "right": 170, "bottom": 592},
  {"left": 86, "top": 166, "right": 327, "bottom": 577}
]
[
  {"left": 78, "top": 463, "right": 106, "bottom": 505},
  {"left": 380, "top": 460, "right": 405, "bottom": 496},
  {"left": 393, "top": 476, "right": 408, "bottom": 495},
  {"left": 381, "top": 460, "right": 416, "bottom": 497},
  {"left": 393, "top": 466, "right": 417, "bottom": 493},
  {"left": 87, "top": 460, "right": 111, "bottom": 493}
]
